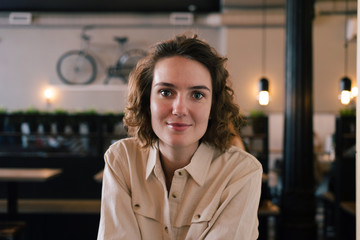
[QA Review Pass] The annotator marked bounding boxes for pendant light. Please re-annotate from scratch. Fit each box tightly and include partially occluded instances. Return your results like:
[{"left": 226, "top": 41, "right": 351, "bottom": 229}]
[
  {"left": 258, "top": 0, "right": 270, "bottom": 106},
  {"left": 339, "top": 0, "right": 352, "bottom": 105}
]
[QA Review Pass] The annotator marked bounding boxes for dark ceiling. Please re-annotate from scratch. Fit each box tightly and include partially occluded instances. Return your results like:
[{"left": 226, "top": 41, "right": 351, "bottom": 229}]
[{"left": 223, "top": 0, "right": 356, "bottom": 9}]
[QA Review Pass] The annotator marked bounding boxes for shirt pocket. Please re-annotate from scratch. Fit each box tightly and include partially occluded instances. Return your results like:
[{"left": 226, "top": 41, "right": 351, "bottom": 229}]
[
  {"left": 132, "top": 200, "right": 162, "bottom": 223},
  {"left": 132, "top": 201, "right": 168, "bottom": 240},
  {"left": 131, "top": 182, "right": 166, "bottom": 223},
  {"left": 174, "top": 200, "right": 219, "bottom": 239}
]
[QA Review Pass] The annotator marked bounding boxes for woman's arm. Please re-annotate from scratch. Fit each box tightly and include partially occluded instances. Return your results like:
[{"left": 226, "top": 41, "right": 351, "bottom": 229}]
[{"left": 97, "top": 150, "right": 142, "bottom": 240}]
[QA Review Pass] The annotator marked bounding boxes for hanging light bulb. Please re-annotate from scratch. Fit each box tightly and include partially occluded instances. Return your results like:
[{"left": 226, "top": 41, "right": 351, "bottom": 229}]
[
  {"left": 339, "top": 0, "right": 352, "bottom": 105},
  {"left": 257, "top": 0, "right": 270, "bottom": 106},
  {"left": 340, "top": 76, "right": 351, "bottom": 105},
  {"left": 259, "top": 77, "right": 269, "bottom": 105}
]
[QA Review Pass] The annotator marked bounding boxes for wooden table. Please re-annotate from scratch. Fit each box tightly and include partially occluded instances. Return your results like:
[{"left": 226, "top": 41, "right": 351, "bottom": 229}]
[{"left": 0, "top": 168, "right": 62, "bottom": 219}]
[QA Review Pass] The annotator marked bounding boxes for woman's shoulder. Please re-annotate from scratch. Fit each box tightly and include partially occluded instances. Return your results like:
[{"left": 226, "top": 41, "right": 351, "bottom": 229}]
[
  {"left": 105, "top": 137, "right": 147, "bottom": 160},
  {"left": 104, "top": 137, "right": 150, "bottom": 167},
  {"left": 224, "top": 145, "right": 263, "bottom": 172},
  {"left": 107, "top": 137, "right": 140, "bottom": 152}
]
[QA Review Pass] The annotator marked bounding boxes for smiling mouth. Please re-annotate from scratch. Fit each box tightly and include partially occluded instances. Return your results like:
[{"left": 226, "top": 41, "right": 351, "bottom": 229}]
[{"left": 167, "top": 122, "right": 192, "bottom": 131}]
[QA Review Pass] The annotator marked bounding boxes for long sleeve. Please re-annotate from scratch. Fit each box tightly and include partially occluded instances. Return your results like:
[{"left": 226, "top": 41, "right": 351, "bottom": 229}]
[
  {"left": 97, "top": 149, "right": 142, "bottom": 240},
  {"left": 199, "top": 162, "right": 263, "bottom": 240}
]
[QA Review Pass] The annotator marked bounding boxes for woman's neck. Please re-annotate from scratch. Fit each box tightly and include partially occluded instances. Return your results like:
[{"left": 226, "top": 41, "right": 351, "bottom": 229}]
[{"left": 158, "top": 142, "right": 199, "bottom": 191}]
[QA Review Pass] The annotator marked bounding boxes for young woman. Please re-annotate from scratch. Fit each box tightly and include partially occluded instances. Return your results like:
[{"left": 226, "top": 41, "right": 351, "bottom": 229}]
[{"left": 97, "top": 34, "right": 263, "bottom": 240}]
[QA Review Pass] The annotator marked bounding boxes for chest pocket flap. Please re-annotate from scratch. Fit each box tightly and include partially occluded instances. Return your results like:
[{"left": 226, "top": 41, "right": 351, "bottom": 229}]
[
  {"left": 132, "top": 196, "right": 164, "bottom": 224},
  {"left": 173, "top": 197, "right": 219, "bottom": 228}
]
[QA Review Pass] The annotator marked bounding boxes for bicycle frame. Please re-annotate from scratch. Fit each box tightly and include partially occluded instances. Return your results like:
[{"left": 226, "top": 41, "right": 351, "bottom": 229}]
[
  {"left": 78, "top": 31, "right": 125, "bottom": 81},
  {"left": 57, "top": 26, "right": 147, "bottom": 85}
]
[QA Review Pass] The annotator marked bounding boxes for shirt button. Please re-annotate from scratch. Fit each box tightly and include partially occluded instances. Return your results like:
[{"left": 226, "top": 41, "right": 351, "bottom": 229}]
[
  {"left": 134, "top": 204, "right": 140, "bottom": 210},
  {"left": 178, "top": 171, "right": 184, "bottom": 176},
  {"left": 171, "top": 192, "right": 178, "bottom": 199},
  {"left": 164, "top": 226, "right": 169, "bottom": 233},
  {"left": 194, "top": 214, "right": 201, "bottom": 220}
]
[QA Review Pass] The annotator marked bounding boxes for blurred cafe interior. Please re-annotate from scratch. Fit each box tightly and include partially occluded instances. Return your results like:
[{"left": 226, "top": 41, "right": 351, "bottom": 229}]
[{"left": 0, "top": 0, "right": 358, "bottom": 239}]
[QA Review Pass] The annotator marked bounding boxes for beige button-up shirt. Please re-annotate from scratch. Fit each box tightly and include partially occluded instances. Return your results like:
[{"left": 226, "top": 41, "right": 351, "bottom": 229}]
[{"left": 97, "top": 138, "right": 262, "bottom": 240}]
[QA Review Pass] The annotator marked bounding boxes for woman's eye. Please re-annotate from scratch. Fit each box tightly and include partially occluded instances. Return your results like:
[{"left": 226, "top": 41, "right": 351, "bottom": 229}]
[
  {"left": 160, "top": 89, "right": 172, "bottom": 97},
  {"left": 193, "top": 92, "right": 204, "bottom": 100}
]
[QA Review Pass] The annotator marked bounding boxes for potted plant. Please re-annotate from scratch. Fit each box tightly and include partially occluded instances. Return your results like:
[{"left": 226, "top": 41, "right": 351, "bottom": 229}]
[
  {"left": 74, "top": 109, "right": 99, "bottom": 133},
  {"left": 9, "top": 109, "right": 26, "bottom": 133},
  {"left": 53, "top": 108, "right": 69, "bottom": 134},
  {"left": 339, "top": 107, "right": 356, "bottom": 117},
  {"left": 249, "top": 109, "right": 267, "bottom": 134},
  {"left": 24, "top": 107, "right": 41, "bottom": 133},
  {"left": 339, "top": 107, "right": 356, "bottom": 134},
  {"left": 0, "top": 106, "right": 7, "bottom": 132},
  {"left": 37, "top": 110, "right": 53, "bottom": 133}
]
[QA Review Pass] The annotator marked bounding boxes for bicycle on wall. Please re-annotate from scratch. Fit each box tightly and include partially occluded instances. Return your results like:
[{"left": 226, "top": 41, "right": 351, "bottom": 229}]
[{"left": 56, "top": 25, "right": 148, "bottom": 85}]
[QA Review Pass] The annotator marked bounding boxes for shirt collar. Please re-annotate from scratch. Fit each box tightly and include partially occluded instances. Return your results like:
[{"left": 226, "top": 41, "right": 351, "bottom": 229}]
[
  {"left": 145, "top": 142, "right": 158, "bottom": 180},
  {"left": 185, "top": 142, "right": 214, "bottom": 186},
  {"left": 145, "top": 142, "right": 215, "bottom": 186}
]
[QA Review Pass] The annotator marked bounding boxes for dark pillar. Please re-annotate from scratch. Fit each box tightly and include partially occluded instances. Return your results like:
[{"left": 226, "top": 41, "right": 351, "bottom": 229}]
[{"left": 279, "top": 0, "right": 317, "bottom": 239}]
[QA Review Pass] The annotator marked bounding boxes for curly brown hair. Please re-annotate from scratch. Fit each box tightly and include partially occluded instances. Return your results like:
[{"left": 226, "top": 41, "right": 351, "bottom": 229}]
[{"left": 124, "top": 34, "right": 243, "bottom": 152}]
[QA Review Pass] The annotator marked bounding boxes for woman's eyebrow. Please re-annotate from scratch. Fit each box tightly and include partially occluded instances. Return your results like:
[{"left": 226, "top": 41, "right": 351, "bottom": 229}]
[
  {"left": 154, "top": 82, "right": 211, "bottom": 92},
  {"left": 153, "top": 82, "right": 175, "bottom": 88},
  {"left": 189, "top": 86, "right": 211, "bottom": 92}
]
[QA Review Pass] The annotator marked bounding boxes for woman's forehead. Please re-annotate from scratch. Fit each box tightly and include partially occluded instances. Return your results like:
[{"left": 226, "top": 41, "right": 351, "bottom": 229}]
[{"left": 152, "top": 56, "right": 212, "bottom": 90}]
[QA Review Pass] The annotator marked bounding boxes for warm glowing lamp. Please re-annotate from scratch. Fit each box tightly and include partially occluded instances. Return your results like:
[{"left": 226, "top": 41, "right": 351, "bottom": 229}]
[
  {"left": 339, "top": 0, "right": 353, "bottom": 106},
  {"left": 257, "top": 0, "right": 270, "bottom": 106},
  {"left": 340, "top": 76, "right": 351, "bottom": 105},
  {"left": 258, "top": 77, "right": 269, "bottom": 106},
  {"left": 44, "top": 88, "right": 54, "bottom": 103}
]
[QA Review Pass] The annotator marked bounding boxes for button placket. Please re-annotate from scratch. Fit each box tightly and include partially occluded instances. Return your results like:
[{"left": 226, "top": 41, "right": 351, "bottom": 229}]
[
  {"left": 170, "top": 169, "right": 186, "bottom": 202},
  {"left": 168, "top": 169, "right": 187, "bottom": 224},
  {"left": 171, "top": 192, "right": 178, "bottom": 199}
]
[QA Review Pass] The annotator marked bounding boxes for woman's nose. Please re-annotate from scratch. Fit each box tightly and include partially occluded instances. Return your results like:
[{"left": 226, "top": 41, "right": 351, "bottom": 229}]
[{"left": 172, "top": 96, "right": 187, "bottom": 117}]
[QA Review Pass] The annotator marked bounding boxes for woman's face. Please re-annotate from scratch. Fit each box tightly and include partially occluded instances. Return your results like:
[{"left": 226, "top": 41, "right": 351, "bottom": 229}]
[{"left": 150, "top": 56, "right": 212, "bottom": 150}]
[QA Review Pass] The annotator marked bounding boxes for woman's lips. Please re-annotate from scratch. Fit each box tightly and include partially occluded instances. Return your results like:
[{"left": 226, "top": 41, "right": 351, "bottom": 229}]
[{"left": 167, "top": 122, "right": 192, "bottom": 131}]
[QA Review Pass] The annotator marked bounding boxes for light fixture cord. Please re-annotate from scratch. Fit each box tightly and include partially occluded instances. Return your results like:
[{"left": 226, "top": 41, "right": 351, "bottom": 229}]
[
  {"left": 262, "top": 0, "right": 267, "bottom": 76},
  {"left": 344, "top": 0, "right": 349, "bottom": 76}
]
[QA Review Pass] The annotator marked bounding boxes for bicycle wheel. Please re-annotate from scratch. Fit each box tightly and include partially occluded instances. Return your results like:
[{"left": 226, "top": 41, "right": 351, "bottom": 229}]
[
  {"left": 56, "top": 50, "right": 97, "bottom": 85},
  {"left": 114, "top": 48, "right": 147, "bottom": 84}
]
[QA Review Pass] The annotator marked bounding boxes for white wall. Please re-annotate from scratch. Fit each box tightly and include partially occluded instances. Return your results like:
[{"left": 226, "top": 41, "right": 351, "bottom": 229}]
[{"left": 226, "top": 26, "right": 285, "bottom": 113}]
